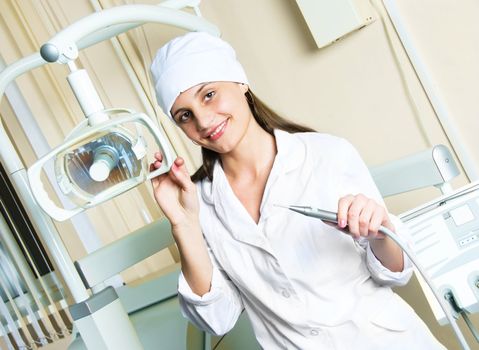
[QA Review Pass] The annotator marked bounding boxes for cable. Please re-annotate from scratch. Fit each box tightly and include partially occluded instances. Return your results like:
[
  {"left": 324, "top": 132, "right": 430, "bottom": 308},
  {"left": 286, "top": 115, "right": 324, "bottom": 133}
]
[{"left": 380, "top": 225, "right": 470, "bottom": 349}]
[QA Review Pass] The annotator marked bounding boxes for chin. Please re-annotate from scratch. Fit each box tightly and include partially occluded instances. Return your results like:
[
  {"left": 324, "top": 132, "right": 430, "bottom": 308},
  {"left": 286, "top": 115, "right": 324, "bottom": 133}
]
[
  {"left": 214, "top": 145, "right": 234, "bottom": 154},
  {"left": 208, "top": 141, "right": 236, "bottom": 154}
]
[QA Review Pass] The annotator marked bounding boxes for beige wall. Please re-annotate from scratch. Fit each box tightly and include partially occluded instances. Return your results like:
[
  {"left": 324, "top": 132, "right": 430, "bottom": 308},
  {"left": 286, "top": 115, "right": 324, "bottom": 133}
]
[
  {"left": 388, "top": 0, "right": 479, "bottom": 180},
  {"left": 198, "top": 0, "right": 475, "bottom": 209},
  {"left": 1, "top": 0, "right": 478, "bottom": 349}
]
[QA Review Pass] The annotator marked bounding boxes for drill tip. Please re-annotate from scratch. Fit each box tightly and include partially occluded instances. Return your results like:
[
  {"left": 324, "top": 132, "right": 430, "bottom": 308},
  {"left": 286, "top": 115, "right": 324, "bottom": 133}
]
[{"left": 274, "top": 204, "right": 291, "bottom": 209}]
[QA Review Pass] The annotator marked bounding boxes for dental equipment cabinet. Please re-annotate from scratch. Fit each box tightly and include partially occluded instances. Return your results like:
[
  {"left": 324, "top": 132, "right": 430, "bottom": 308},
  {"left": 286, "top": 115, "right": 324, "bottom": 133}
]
[{"left": 0, "top": 1, "right": 478, "bottom": 350}]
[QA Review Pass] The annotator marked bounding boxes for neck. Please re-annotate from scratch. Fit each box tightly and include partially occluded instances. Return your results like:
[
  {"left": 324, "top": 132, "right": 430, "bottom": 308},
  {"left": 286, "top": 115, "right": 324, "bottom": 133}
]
[{"left": 220, "top": 121, "right": 277, "bottom": 181}]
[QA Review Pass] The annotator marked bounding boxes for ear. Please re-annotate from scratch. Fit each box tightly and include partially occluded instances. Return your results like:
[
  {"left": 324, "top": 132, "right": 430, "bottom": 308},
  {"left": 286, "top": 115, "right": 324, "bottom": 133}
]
[{"left": 239, "top": 83, "right": 249, "bottom": 93}]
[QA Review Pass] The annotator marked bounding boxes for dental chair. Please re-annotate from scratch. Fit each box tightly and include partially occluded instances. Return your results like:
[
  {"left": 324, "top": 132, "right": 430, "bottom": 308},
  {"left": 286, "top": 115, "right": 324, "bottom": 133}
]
[
  {"left": 67, "top": 217, "right": 260, "bottom": 350},
  {"left": 67, "top": 218, "right": 191, "bottom": 349},
  {"left": 68, "top": 144, "right": 464, "bottom": 350}
]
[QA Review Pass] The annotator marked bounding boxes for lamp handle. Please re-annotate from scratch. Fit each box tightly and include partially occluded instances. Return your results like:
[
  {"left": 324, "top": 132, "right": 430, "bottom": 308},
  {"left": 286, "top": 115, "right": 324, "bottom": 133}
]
[{"left": 27, "top": 160, "right": 81, "bottom": 221}]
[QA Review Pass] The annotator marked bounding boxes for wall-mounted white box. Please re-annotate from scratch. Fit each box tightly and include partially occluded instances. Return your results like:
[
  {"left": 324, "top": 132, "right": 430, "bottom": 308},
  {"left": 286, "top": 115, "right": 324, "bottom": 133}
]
[{"left": 295, "top": 0, "right": 375, "bottom": 48}]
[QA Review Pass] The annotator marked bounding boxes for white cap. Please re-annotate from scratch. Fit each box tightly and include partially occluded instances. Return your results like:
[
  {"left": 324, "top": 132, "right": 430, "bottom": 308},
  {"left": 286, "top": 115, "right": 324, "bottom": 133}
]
[{"left": 150, "top": 32, "right": 249, "bottom": 120}]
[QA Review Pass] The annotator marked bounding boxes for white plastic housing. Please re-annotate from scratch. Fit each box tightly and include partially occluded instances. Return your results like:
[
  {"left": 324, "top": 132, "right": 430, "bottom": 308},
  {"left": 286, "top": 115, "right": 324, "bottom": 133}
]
[
  {"left": 28, "top": 110, "right": 173, "bottom": 221},
  {"left": 67, "top": 69, "right": 108, "bottom": 124},
  {"left": 295, "top": 0, "right": 375, "bottom": 48}
]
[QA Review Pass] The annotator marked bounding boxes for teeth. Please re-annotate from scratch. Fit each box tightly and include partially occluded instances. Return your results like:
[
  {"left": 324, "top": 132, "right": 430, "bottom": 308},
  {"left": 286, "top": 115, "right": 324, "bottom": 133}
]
[{"left": 210, "top": 121, "right": 226, "bottom": 137}]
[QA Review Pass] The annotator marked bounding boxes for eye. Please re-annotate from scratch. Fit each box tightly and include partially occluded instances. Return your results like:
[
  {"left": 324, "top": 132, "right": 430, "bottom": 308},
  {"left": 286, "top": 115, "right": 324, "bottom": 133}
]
[
  {"left": 177, "top": 111, "right": 192, "bottom": 124},
  {"left": 204, "top": 90, "right": 215, "bottom": 101}
]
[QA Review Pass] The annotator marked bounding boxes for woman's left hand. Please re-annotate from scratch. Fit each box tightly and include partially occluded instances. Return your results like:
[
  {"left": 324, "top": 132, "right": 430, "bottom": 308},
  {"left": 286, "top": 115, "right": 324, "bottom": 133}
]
[{"left": 337, "top": 194, "right": 394, "bottom": 240}]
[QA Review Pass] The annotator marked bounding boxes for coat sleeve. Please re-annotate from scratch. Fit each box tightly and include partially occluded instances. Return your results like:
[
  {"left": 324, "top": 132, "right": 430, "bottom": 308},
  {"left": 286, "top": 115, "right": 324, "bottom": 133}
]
[
  {"left": 337, "top": 139, "right": 413, "bottom": 286},
  {"left": 357, "top": 215, "right": 414, "bottom": 286},
  {"left": 177, "top": 244, "right": 244, "bottom": 336}
]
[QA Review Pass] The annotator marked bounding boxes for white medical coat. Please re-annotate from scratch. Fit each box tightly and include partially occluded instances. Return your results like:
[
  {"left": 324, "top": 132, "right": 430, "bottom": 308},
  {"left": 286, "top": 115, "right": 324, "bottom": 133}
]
[{"left": 178, "top": 130, "right": 445, "bottom": 349}]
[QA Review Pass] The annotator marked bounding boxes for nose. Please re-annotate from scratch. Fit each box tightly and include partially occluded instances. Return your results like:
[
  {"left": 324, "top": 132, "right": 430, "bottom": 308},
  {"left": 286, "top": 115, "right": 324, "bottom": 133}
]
[{"left": 195, "top": 109, "right": 215, "bottom": 132}]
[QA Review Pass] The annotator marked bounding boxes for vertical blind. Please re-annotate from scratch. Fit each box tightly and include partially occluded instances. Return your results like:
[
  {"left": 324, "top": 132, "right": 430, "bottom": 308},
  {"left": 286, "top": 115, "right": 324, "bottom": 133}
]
[{"left": 0, "top": 161, "right": 72, "bottom": 349}]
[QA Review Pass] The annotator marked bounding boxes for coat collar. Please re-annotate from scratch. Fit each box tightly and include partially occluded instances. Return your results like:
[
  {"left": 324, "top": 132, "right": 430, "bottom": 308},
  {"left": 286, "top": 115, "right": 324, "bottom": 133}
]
[
  {"left": 199, "top": 129, "right": 307, "bottom": 250},
  {"left": 274, "top": 129, "right": 306, "bottom": 174}
]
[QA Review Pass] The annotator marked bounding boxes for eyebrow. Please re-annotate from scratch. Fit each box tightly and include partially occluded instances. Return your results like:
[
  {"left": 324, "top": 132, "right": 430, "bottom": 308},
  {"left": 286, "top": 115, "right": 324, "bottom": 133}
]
[
  {"left": 171, "top": 82, "right": 212, "bottom": 118},
  {"left": 195, "top": 82, "right": 212, "bottom": 97}
]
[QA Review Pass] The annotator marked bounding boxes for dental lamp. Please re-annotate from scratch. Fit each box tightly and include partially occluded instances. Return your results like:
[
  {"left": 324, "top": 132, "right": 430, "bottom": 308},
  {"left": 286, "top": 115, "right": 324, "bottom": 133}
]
[
  {"left": 27, "top": 65, "right": 174, "bottom": 221},
  {"left": 23, "top": 4, "right": 220, "bottom": 222}
]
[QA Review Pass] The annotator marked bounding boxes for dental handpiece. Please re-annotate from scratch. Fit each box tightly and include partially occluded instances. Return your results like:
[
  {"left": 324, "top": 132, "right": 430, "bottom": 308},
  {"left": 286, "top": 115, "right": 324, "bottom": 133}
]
[
  {"left": 275, "top": 204, "right": 471, "bottom": 350},
  {"left": 279, "top": 205, "right": 393, "bottom": 236},
  {"left": 278, "top": 205, "right": 342, "bottom": 225}
]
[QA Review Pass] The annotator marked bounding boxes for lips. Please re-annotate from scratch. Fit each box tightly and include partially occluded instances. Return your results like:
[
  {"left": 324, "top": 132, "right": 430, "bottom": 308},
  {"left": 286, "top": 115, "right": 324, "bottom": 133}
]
[{"left": 207, "top": 119, "right": 228, "bottom": 141}]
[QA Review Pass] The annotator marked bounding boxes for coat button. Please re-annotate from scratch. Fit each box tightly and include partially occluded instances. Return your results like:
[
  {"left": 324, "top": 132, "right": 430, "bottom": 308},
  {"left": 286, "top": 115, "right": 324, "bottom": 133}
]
[
  {"left": 310, "top": 329, "right": 320, "bottom": 336},
  {"left": 281, "top": 290, "right": 290, "bottom": 298}
]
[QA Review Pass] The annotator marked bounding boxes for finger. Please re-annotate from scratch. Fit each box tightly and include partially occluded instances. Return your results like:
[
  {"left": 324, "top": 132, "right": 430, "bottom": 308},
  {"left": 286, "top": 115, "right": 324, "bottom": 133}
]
[
  {"left": 154, "top": 152, "right": 163, "bottom": 162},
  {"left": 370, "top": 207, "right": 387, "bottom": 239},
  {"left": 323, "top": 221, "right": 350, "bottom": 234},
  {"left": 337, "top": 195, "right": 354, "bottom": 229},
  {"left": 369, "top": 204, "right": 383, "bottom": 234},
  {"left": 149, "top": 163, "right": 158, "bottom": 184},
  {"left": 347, "top": 195, "right": 368, "bottom": 239},
  {"left": 151, "top": 151, "right": 164, "bottom": 170},
  {"left": 169, "top": 157, "right": 194, "bottom": 191},
  {"left": 150, "top": 159, "right": 163, "bottom": 171},
  {"left": 173, "top": 157, "right": 185, "bottom": 169},
  {"left": 149, "top": 163, "right": 168, "bottom": 189},
  {"left": 358, "top": 199, "right": 376, "bottom": 237}
]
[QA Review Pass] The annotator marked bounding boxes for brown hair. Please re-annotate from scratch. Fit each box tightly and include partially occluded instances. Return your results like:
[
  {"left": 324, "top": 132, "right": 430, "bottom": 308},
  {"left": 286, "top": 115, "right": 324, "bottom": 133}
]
[{"left": 191, "top": 89, "right": 315, "bottom": 182}]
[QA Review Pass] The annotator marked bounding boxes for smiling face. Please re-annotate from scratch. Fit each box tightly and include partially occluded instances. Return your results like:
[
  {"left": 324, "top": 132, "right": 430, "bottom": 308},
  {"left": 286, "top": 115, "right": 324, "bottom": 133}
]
[{"left": 170, "top": 81, "right": 253, "bottom": 154}]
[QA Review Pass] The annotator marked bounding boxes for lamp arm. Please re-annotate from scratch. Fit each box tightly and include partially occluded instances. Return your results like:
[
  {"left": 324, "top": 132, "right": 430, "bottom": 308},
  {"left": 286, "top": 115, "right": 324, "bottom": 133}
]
[
  {"left": 40, "top": 4, "right": 219, "bottom": 63},
  {"left": 0, "top": 3, "right": 219, "bottom": 103}
]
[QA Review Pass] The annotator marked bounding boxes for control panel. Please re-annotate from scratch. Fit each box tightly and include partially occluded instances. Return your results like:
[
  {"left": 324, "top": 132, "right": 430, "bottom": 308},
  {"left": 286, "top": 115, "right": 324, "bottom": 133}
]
[{"left": 400, "top": 182, "right": 479, "bottom": 325}]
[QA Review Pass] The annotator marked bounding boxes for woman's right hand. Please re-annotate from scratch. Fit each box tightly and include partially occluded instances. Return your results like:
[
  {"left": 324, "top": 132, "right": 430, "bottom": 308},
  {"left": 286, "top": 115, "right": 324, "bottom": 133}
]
[
  {"left": 151, "top": 154, "right": 213, "bottom": 295},
  {"left": 150, "top": 153, "right": 199, "bottom": 229}
]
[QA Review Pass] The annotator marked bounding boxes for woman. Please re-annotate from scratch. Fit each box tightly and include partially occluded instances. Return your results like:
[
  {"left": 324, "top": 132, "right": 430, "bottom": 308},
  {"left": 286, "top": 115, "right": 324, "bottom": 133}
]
[{"left": 149, "top": 32, "right": 444, "bottom": 349}]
